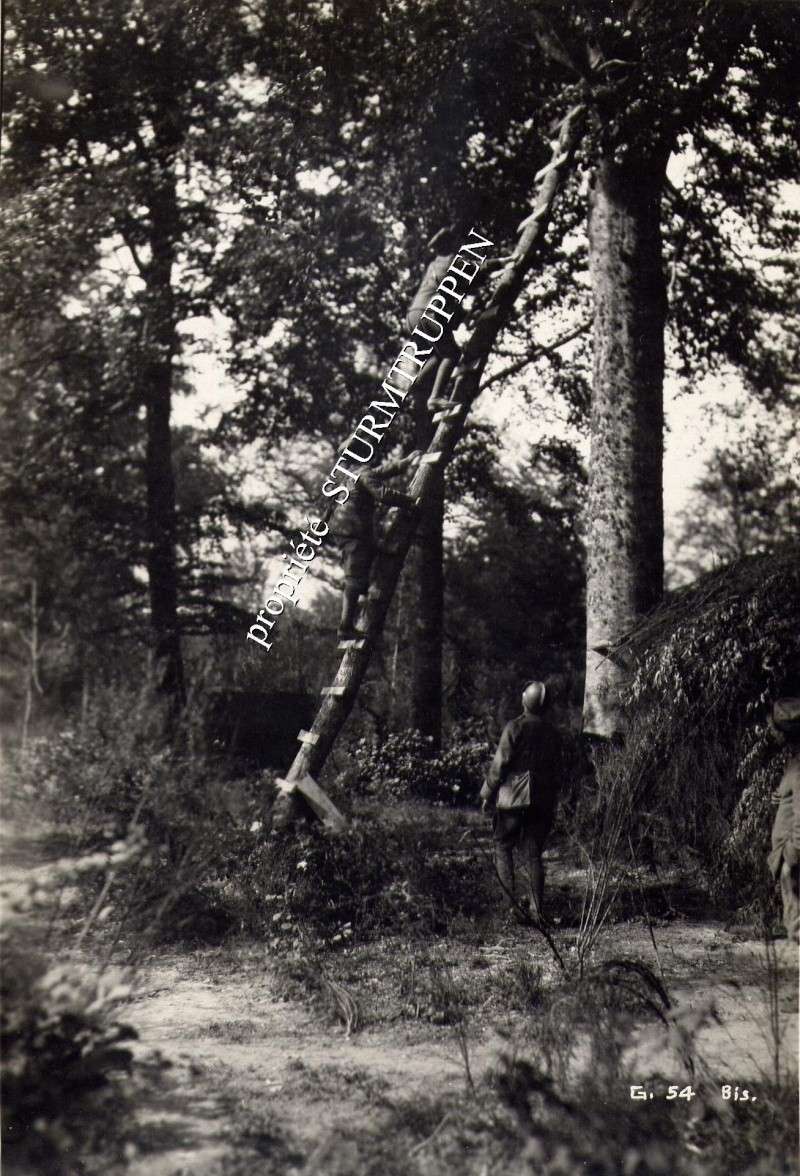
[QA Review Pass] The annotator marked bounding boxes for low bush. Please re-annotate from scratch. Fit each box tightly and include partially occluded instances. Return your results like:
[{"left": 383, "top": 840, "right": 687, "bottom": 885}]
[
  {"left": 485, "top": 956, "right": 798, "bottom": 1176},
  {"left": 591, "top": 545, "right": 800, "bottom": 915},
  {"left": 1, "top": 878, "right": 140, "bottom": 1175},
  {"left": 12, "top": 681, "right": 269, "bottom": 945},
  {"left": 11, "top": 684, "right": 500, "bottom": 949},
  {"left": 491, "top": 1055, "right": 799, "bottom": 1175},
  {"left": 237, "top": 811, "right": 492, "bottom": 949},
  {"left": 339, "top": 722, "right": 491, "bottom": 807}
]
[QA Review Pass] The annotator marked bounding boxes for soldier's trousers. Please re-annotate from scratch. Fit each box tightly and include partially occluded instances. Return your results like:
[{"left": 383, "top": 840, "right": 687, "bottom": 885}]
[
  {"left": 493, "top": 808, "right": 553, "bottom": 916},
  {"left": 780, "top": 860, "right": 800, "bottom": 945}
]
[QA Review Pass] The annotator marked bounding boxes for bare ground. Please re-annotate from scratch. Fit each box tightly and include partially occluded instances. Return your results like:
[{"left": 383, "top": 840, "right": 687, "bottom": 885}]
[
  {"left": 3, "top": 820, "right": 797, "bottom": 1175},
  {"left": 121, "top": 879, "right": 798, "bottom": 1173}
]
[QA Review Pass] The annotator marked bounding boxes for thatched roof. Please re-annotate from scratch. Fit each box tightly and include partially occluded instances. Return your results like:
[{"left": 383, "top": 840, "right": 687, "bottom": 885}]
[
  {"left": 616, "top": 542, "right": 800, "bottom": 684},
  {"left": 596, "top": 542, "right": 800, "bottom": 910}
]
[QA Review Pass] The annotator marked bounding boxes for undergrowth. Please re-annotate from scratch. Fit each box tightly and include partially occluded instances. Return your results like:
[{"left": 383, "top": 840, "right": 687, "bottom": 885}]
[
  {"left": 217, "top": 947, "right": 799, "bottom": 1176},
  {"left": 338, "top": 722, "right": 491, "bottom": 807},
  {"left": 593, "top": 544, "right": 800, "bottom": 915},
  {"left": 9, "top": 681, "right": 497, "bottom": 952},
  {"left": 0, "top": 863, "right": 147, "bottom": 1175},
  {"left": 240, "top": 813, "right": 492, "bottom": 949}
]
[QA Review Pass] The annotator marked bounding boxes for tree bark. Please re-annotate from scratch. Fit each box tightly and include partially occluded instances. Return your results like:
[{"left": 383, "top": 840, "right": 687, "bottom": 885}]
[
  {"left": 409, "top": 387, "right": 444, "bottom": 747},
  {"left": 143, "top": 179, "right": 185, "bottom": 704},
  {"left": 582, "top": 151, "right": 669, "bottom": 739}
]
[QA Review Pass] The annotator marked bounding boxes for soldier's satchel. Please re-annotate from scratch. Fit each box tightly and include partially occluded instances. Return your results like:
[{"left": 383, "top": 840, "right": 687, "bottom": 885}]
[
  {"left": 496, "top": 769, "right": 531, "bottom": 810},
  {"left": 773, "top": 697, "right": 800, "bottom": 739}
]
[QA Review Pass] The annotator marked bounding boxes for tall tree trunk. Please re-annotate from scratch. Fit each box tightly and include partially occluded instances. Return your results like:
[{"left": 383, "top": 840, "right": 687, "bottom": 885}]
[
  {"left": 144, "top": 182, "right": 185, "bottom": 704},
  {"left": 409, "top": 387, "right": 444, "bottom": 746},
  {"left": 582, "top": 151, "right": 669, "bottom": 739}
]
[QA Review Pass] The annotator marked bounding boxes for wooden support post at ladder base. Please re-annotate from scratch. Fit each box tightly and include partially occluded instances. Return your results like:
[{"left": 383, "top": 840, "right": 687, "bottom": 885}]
[
  {"left": 274, "top": 774, "right": 347, "bottom": 832},
  {"left": 268, "top": 103, "right": 587, "bottom": 832}
]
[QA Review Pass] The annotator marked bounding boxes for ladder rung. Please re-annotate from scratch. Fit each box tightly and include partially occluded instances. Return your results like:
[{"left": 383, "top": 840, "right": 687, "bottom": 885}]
[
  {"left": 518, "top": 205, "right": 549, "bottom": 232},
  {"left": 297, "top": 729, "right": 318, "bottom": 745},
  {"left": 337, "top": 638, "right": 367, "bottom": 651},
  {"left": 321, "top": 685, "right": 346, "bottom": 696},
  {"left": 432, "top": 404, "right": 463, "bottom": 423},
  {"left": 421, "top": 451, "right": 442, "bottom": 465},
  {"left": 534, "top": 151, "right": 568, "bottom": 183}
]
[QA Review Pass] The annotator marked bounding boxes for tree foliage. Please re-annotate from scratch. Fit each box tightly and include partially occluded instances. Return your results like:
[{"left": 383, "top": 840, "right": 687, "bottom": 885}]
[
  {"left": 445, "top": 434, "right": 586, "bottom": 719},
  {"left": 673, "top": 422, "right": 800, "bottom": 583},
  {"left": 0, "top": 310, "right": 272, "bottom": 725},
  {"left": 217, "top": 0, "right": 800, "bottom": 445},
  {"left": 2, "top": 0, "right": 798, "bottom": 740},
  {"left": 0, "top": 0, "right": 281, "bottom": 701}
]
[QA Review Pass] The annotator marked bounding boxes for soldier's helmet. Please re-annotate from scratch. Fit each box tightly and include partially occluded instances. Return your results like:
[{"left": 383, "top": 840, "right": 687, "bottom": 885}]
[{"left": 522, "top": 681, "right": 547, "bottom": 713}]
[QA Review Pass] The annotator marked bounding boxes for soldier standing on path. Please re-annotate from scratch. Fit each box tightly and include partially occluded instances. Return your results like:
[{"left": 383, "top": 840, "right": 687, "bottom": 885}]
[{"left": 480, "top": 680, "right": 564, "bottom": 924}]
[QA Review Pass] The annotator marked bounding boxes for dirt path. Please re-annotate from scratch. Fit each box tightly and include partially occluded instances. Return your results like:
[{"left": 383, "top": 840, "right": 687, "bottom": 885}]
[
  {"left": 125, "top": 924, "right": 798, "bottom": 1176},
  {"left": 3, "top": 817, "right": 796, "bottom": 1174},
  {"left": 127, "top": 955, "right": 503, "bottom": 1175}
]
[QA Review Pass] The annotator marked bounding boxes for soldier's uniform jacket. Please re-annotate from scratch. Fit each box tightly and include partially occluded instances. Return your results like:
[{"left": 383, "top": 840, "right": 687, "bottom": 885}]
[
  {"left": 480, "top": 713, "right": 563, "bottom": 814},
  {"left": 334, "top": 458, "right": 411, "bottom": 544},
  {"left": 768, "top": 751, "right": 800, "bottom": 878},
  {"left": 405, "top": 252, "right": 457, "bottom": 332}
]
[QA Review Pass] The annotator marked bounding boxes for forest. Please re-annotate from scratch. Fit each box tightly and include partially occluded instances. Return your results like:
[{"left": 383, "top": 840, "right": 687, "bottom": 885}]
[{"left": 1, "top": 2, "right": 799, "bottom": 1174}]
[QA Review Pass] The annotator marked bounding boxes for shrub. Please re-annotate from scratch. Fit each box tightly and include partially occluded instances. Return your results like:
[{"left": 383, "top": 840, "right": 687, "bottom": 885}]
[
  {"left": 1, "top": 876, "right": 139, "bottom": 1176},
  {"left": 11, "top": 681, "right": 267, "bottom": 945},
  {"left": 592, "top": 545, "right": 800, "bottom": 914},
  {"left": 340, "top": 722, "right": 491, "bottom": 807},
  {"left": 237, "top": 810, "right": 491, "bottom": 948},
  {"left": 1, "top": 962, "right": 137, "bottom": 1174},
  {"left": 488, "top": 957, "right": 798, "bottom": 1176},
  {"left": 10, "top": 685, "right": 498, "bottom": 948}
]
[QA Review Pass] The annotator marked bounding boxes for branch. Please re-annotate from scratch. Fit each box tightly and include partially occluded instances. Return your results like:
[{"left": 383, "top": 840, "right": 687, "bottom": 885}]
[
  {"left": 480, "top": 319, "right": 590, "bottom": 390},
  {"left": 528, "top": 10, "right": 590, "bottom": 80},
  {"left": 115, "top": 219, "right": 150, "bottom": 279},
  {"left": 75, "top": 128, "right": 150, "bottom": 278}
]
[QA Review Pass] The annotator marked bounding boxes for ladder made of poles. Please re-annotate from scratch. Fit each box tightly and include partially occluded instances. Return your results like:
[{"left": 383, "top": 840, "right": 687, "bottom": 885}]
[{"left": 273, "top": 104, "right": 587, "bottom": 830}]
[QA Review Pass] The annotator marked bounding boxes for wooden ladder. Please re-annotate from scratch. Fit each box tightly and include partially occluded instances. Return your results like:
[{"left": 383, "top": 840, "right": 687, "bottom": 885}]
[{"left": 272, "top": 104, "right": 587, "bottom": 830}]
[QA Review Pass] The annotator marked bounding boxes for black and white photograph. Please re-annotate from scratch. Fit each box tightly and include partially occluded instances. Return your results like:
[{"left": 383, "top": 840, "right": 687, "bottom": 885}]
[{"left": 1, "top": 1, "right": 799, "bottom": 1173}]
